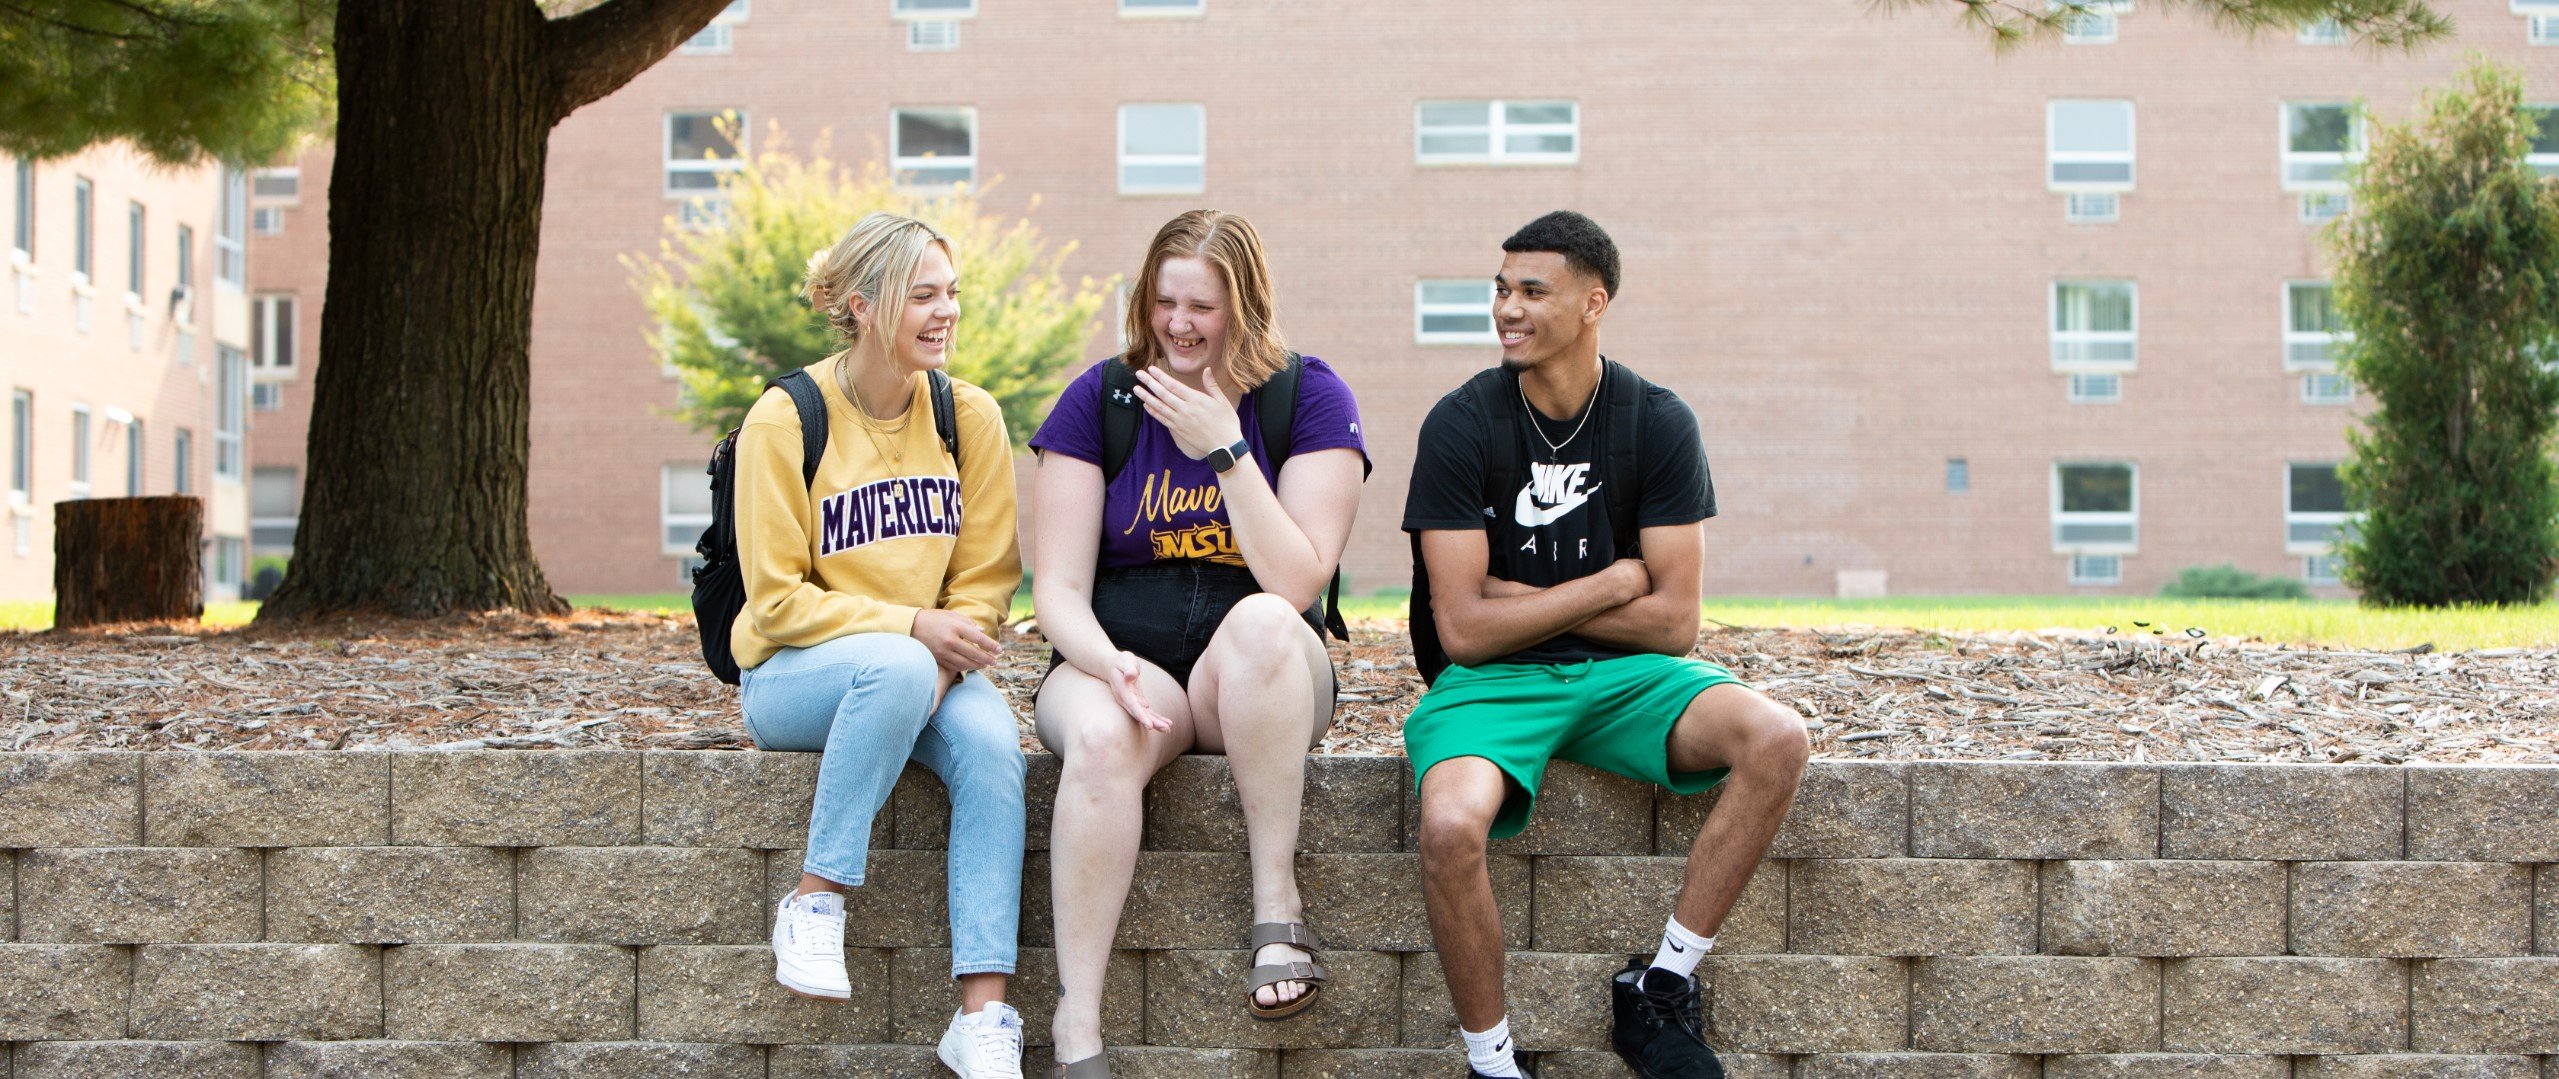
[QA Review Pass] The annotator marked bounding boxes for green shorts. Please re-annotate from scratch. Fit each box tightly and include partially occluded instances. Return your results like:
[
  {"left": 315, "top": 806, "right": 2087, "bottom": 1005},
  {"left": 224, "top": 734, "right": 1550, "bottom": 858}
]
[{"left": 1403, "top": 653, "right": 1741, "bottom": 840}]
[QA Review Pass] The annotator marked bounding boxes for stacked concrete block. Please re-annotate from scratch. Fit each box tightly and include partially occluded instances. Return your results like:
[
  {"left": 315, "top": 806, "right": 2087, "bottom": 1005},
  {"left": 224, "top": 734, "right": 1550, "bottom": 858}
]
[{"left": 0, "top": 750, "right": 2551, "bottom": 1075}]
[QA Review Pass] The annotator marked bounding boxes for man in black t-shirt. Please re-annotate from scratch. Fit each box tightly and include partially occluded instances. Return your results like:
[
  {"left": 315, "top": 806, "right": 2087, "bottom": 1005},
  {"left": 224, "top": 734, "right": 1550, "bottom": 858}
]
[{"left": 1402, "top": 213, "right": 1809, "bottom": 1079}]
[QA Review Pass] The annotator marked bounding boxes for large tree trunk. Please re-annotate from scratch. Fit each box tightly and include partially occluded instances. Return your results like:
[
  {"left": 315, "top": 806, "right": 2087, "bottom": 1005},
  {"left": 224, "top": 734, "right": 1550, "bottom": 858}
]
[
  {"left": 53, "top": 497, "right": 204, "bottom": 629},
  {"left": 261, "top": 0, "right": 729, "bottom": 621}
]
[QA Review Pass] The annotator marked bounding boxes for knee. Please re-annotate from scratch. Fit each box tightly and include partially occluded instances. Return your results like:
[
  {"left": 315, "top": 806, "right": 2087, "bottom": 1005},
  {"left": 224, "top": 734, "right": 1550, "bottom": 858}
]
[
  {"left": 1053, "top": 717, "right": 1151, "bottom": 781},
  {"left": 1738, "top": 702, "right": 1811, "bottom": 778},
  {"left": 1417, "top": 797, "right": 1492, "bottom": 872},
  {"left": 1224, "top": 594, "right": 1310, "bottom": 661},
  {"left": 867, "top": 634, "right": 943, "bottom": 696}
]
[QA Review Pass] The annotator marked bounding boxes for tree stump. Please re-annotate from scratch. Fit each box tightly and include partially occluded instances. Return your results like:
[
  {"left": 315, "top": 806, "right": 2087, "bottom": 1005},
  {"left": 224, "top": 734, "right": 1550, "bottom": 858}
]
[{"left": 52, "top": 496, "right": 204, "bottom": 629}]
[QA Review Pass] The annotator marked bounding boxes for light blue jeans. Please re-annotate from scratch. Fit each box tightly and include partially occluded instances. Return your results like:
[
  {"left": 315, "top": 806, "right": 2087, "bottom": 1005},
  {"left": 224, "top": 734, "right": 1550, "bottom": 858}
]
[{"left": 740, "top": 631, "right": 1026, "bottom": 977}]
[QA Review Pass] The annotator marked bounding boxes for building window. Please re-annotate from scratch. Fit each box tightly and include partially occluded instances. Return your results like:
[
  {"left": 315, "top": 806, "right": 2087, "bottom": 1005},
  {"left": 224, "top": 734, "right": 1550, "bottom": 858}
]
[
  {"left": 1121, "top": 0, "right": 1204, "bottom": 14},
  {"left": 216, "top": 167, "right": 246, "bottom": 286},
  {"left": 682, "top": 0, "right": 749, "bottom": 54},
  {"left": 891, "top": 0, "right": 975, "bottom": 17},
  {"left": 2051, "top": 280, "right": 2136, "bottom": 369},
  {"left": 665, "top": 111, "right": 746, "bottom": 197},
  {"left": 1414, "top": 279, "right": 1496, "bottom": 344},
  {"left": 2061, "top": 5, "right": 2119, "bottom": 44},
  {"left": 1416, "top": 100, "right": 1580, "bottom": 165},
  {"left": 2067, "top": 372, "right": 2123, "bottom": 403},
  {"left": 173, "top": 428, "right": 191, "bottom": 496},
  {"left": 253, "top": 294, "right": 297, "bottom": 374},
  {"left": 251, "top": 208, "right": 284, "bottom": 236},
  {"left": 215, "top": 346, "right": 245, "bottom": 480},
  {"left": 2299, "top": 17, "right": 2347, "bottom": 43},
  {"left": 893, "top": 107, "right": 976, "bottom": 189},
  {"left": 2283, "top": 102, "right": 2361, "bottom": 191},
  {"left": 1118, "top": 103, "right": 1205, "bottom": 195},
  {"left": 10, "top": 160, "right": 30, "bottom": 262},
  {"left": 2052, "top": 461, "right": 2137, "bottom": 552},
  {"left": 251, "top": 167, "right": 299, "bottom": 203},
  {"left": 2533, "top": 14, "right": 2558, "bottom": 45},
  {"left": 252, "top": 466, "right": 300, "bottom": 554},
  {"left": 173, "top": 224, "right": 194, "bottom": 323},
  {"left": 2526, "top": 105, "right": 2558, "bottom": 176},
  {"left": 126, "top": 201, "right": 146, "bottom": 300},
  {"left": 1946, "top": 458, "right": 1970, "bottom": 493},
  {"left": 2049, "top": 102, "right": 2134, "bottom": 191},
  {"left": 2284, "top": 281, "right": 2348, "bottom": 370},
  {"left": 71, "top": 176, "right": 93, "bottom": 282},
  {"left": 2302, "top": 372, "right": 2355, "bottom": 404},
  {"left": 2069, "top": 553, "right": 2123, "bottom": 586},
  {"left": 251, "top": 383, "right": 284, "bottom": 412},
  {"left": 2304, "top": 554, "right": 2345, "bottom": 585},
  {"left": 2287, "top": 461, "right": 2355, "bottom": 555},
  {"left": 210, "top": 535, "right": 243, "bottom": 591},
  {"left": 8, "top": 389, "right": 29, "bottom": 506},
  {"left": 662, "top": 463, "right": 714, "bottom": 555},
  {"left": 68, "top": 404, "right": 91, "bottom": 498}
]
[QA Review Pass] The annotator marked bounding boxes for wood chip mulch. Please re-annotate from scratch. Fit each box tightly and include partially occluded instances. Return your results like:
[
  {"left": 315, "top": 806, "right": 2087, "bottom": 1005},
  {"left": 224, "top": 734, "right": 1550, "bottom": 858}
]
[{"left": 0, "top": 610, "right": 2551, "bottom": 764}]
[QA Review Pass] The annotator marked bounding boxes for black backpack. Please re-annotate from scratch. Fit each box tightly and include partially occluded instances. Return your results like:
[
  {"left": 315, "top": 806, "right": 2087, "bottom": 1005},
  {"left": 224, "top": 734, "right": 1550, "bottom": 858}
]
[
  {"left": 692, "top": 367, "right": 959, "bottom": 684},
  {"left": 1408, "top": 360, "right": 1646, "bottom": 686},
  {"left": 1096, "top": 353, "right": 1356, "bottom": 641}
]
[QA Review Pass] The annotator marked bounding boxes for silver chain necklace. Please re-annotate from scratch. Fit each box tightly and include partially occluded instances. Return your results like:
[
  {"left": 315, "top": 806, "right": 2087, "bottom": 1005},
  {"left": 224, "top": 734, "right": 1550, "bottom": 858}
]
[{"left": 1519, "top": 369, "right": 1600, "bottom": 459}]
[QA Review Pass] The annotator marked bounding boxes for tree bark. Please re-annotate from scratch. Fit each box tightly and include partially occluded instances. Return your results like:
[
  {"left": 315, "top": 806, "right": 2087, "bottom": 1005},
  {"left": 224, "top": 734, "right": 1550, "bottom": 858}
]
[
  {"left": 53, "top": 497, "right": 204, "bottom": 629},
  {"left": 261, "top": 0, "right": 728, "bottom": 621}
]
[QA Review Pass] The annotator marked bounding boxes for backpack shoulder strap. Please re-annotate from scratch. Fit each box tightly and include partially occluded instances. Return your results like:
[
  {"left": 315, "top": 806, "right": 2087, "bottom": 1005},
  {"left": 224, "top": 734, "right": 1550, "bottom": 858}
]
[
  {"left": 1100, "top": 357, "right": 1141, "bottom": 484},
  {"left": 1600, "top": 360, "right": 1646, "bottom": 553},
  {"left": 771, "top": 369, "right": 828, "bottom": 489},
  {"left": 1468, "top": 366, "right": 1524, "bottom": 509},
  {"left": 928, "top": 369, "right": 960, "bottom": 469},
  {"left": 1254, "top": 353, "right": 1303, "bottom": 472}
]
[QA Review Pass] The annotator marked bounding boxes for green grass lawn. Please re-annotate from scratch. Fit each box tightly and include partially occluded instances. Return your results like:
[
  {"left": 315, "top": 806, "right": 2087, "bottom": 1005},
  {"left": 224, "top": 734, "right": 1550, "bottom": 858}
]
[{"left": 10, "top": 591, "right": 2551, "bottom": 651}]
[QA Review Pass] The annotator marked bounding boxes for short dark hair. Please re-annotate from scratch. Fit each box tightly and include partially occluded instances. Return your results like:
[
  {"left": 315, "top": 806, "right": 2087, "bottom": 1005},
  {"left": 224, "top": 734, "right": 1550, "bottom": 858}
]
[{"left": 1501, "top": 211, "right": 1620, "bottom": 298}]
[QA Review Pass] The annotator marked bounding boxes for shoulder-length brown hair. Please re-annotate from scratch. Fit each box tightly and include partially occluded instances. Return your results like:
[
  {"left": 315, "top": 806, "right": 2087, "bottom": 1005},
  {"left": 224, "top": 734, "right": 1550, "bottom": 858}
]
[{"left": 1122, "top": 210, "right": 1290, "bottom": 392}]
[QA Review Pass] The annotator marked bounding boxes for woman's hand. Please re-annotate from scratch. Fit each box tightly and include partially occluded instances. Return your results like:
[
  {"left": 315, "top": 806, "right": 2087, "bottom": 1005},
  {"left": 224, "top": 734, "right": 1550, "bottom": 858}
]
[
  {"left": 1132, "top": 365, "right": 1246, "bottom": 462},
  {"left": 1108, "top": 651, "right": 1175, "bottom": 732},
  {"left": 912, "top": 608, "right": 1000, "bottom": 672}
]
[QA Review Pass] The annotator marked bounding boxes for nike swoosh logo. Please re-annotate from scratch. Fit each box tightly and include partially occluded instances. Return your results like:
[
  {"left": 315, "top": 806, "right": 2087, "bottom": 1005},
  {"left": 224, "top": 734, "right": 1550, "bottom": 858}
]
[
  {"left": 1667, "top": 940, "right": 1687, "bottom": 953},
  {"left": 1514, "top": 482, "right": 1600, "bottom": 527}
]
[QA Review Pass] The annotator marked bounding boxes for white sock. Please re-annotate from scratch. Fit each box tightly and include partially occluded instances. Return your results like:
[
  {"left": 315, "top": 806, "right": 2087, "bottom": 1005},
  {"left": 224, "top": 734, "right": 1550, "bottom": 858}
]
[
  {"left": 1648, "top": 915, "right": 1716, "bottom": 982},
  {"left": 1461, "top": 1017, "right": 1525, "bottom": 1077}
]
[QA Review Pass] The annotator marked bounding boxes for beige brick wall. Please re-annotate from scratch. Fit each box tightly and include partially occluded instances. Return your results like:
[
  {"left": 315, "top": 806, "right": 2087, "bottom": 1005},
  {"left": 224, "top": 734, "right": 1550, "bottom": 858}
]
[{"left": 242, "top": 2, "right": 2559, "bottom": 599}]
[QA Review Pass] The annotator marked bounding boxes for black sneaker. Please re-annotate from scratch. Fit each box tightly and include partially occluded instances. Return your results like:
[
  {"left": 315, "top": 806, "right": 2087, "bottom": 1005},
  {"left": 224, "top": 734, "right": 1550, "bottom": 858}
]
[{"left": 1609, "top": 957, "right": 1725, "bottom": 1079}]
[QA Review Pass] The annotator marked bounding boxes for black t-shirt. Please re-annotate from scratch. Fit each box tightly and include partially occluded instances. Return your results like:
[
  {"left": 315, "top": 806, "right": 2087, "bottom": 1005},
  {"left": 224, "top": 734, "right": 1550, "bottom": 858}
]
[{"left": 1402, "top": 363, "right": 1716, "bottom": 667}]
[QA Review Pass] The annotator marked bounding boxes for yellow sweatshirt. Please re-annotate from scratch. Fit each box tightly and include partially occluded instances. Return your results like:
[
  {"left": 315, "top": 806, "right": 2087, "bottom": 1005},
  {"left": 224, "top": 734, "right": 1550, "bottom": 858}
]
[{"left": 730, "top": 355, "right": 1021, "bottom": 670}]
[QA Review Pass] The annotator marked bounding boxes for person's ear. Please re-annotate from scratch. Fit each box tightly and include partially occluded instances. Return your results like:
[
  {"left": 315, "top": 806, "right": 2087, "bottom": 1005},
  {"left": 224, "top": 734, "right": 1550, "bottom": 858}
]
[
  {"left": 1583, "top": 283, "right": 1611, "bottom": 325},
  {"left": 845, "top": 293, "right": 872, "bottom": 333}
]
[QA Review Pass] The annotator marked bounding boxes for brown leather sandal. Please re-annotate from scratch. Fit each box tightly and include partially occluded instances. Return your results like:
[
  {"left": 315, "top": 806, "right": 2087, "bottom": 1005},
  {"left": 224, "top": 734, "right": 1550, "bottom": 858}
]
[
  {"left": 1051, "top": 1052, "right": 1109, "bottom": 1078},
  {"left": 1246, "top": 921, "right": 1330, "bottom": 1021}
]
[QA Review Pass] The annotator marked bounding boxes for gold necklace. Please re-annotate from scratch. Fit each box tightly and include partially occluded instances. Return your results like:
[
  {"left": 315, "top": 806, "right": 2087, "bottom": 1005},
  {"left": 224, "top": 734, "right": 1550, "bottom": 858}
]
[{"left": 837, "top": 357, "right": 912, "bottom": 468}]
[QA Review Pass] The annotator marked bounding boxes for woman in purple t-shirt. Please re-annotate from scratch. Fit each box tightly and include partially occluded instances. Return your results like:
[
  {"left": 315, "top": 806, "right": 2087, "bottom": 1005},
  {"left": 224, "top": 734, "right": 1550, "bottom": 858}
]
[{"left": 1028, "top": 210, "right": 1367, "bottom": 1072}]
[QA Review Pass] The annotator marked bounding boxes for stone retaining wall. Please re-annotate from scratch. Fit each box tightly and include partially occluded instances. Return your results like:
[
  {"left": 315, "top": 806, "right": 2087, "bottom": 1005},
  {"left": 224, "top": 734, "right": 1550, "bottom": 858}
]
[{"left": 1, "top": 752, "right": 2555, "bottom": 1077}]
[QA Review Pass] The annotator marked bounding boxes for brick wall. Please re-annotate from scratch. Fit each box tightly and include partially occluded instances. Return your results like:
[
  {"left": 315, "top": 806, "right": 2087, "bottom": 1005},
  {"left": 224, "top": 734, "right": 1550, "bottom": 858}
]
[{"left": 1, "top": 752, "right": 2554, "bottom": 1076}]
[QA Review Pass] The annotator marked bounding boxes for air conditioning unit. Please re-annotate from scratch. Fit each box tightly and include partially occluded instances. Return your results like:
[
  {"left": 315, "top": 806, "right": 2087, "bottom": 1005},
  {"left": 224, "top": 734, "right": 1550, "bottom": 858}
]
[
  {"left": 2298, "top": 18, "right": 2347, "bottom": 44},
  {"left": 251, "top": 207, "right": 284, "bottom": 236},
  {"left": 2069, "top": 553, "right": 2123, "bottom": 586},
  {"left": 2062, "top": 9, "right": 2118, "bottom": 42},
  {"left": 2301, "top": 373, "right": 2354, "bottom": 404},
  {"left": 2068, "top": 372, "right": 2123, "bottom": 403},
  {"left": 681, "top": 23, "right": 733, "bottom": 53},
  {"left": 909, "top": 19, "right": 960, "bottom": 50},
  {"left": 2065, "top": 192, "right": 2120, "bottom": 223},
  {"left": 2299, "top": 191, "right": 2351, "bottom": 224}
]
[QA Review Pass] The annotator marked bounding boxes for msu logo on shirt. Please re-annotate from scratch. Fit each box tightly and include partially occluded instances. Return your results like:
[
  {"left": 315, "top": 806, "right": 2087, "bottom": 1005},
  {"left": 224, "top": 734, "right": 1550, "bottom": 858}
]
[{"left": 818, "top": 476, "right": 965, "bottom": 556}]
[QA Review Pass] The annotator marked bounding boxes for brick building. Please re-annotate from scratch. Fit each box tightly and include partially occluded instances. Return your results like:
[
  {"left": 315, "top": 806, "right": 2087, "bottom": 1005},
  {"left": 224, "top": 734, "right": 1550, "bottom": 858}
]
[
  {"left": 246, "top": 1, "right": 2559, "bottom": 600},
  {"left": 2, "top": 144, "right": 253, "bottom": 603}
]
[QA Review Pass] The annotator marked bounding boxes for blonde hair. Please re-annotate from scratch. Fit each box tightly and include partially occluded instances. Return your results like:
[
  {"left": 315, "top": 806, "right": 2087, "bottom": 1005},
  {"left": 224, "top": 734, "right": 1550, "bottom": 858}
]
[
  {"left": 1123, "top": 210, "right": 1289, "bottom": 392},
  {"left": 804, "top": 211, "right": 953, "bottom": 352}
]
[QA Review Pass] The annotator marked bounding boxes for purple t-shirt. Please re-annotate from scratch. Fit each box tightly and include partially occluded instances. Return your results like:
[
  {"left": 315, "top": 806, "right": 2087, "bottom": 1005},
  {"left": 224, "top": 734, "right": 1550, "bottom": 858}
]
[{"left": 1031, "top": 356, "right": 1367, "bottom": 569}]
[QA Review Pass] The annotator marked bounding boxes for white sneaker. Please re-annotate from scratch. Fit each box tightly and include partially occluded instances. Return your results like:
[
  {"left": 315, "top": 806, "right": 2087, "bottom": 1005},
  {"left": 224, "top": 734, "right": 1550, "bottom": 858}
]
[
  {"left": 937, "top": 1002, "right": 1025, "bottom": 1079},
  {"left": 771, "top": 891, "right": 851, "bottom": 1000}
]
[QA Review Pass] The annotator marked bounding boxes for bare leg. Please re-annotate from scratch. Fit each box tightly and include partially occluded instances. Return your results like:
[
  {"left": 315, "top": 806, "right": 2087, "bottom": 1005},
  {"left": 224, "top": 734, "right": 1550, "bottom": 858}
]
[
  {"left": 959, "top": 972, "right": 1007, "bottom": 1013},
  {"left": 1664, "top": 683, "right": 1810, "bottom": 935},
  {"left": 791, "top": 872, "right": 847, "bottom": 899},
  {"left": 1188, "top": 594, "right": 1333, "bottom": 1009},
  {"left": 1035, "top": 660, "right": 1193, "bottom": 1063},
  {"left": 1417, "top": 756, "right": 1513, "bottom": 1035}
]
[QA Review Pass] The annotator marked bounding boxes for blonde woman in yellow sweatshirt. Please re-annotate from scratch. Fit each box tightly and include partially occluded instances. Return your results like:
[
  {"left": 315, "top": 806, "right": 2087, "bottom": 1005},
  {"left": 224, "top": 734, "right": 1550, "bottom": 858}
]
[{"left": 733, "top": 212, "right": 1028, "bottom": 1079}]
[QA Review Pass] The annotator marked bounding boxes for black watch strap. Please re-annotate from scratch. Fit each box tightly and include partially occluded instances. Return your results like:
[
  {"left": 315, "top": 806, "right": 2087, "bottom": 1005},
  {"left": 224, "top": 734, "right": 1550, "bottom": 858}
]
[{"left": 1207, "top": 437, "right": 1251, "bottom": 473}]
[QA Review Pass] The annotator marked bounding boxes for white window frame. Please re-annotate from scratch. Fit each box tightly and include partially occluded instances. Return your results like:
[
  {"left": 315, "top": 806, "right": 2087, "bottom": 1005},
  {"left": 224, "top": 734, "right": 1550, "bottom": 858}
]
[
  {"left": 2048, "top": 100, "right": 2135, "bottom": 192},
  {"left": 2302, "top": 372, "right": 2354, "bottom": 405},
  {"left": 891, "top": 107, "right": 977, "bottom": 189},
  {"left": 1413, "top": 279, "right": 1497, "bottom": 345},
  {"left": 663, "top": 110, "right": 748, "bottom": 199},
  {"left": 1415, "top": 100, "right": 1581, "bottom": 166},
  {"left": 215, "top": 346, "right": 246, "bottom": 481},
  {"left": 2304, "top": 554, "right": 2345, "bottom": 586},
  {"left": 2526, "top": 104, "right": 2558, "bottom": 175},
  {"left": 252, "top": 294, "right": 297, "bottom": 377},
  {"left": 2286, "top": 461, "right": 2355, "bottom": 556},
  {"left": 2050, "top": 280, "right": 2138, "bottom": 371},
  {"left": 2298, "top": 18, "right": 2347, "bottom": 44},
  {"left": 70, "top": 176, "right": 92, "bottom": 284},
  {"left": 681, "top": 0, "right": 749, "bottom": 54},
  {"left": 1119, "top": 0, "right": 1205, "bottom": 16},
  {"left": 172, "top": 427, "right": 191, "bottom": 496},
  {"left": 250, "top": 167, "right": 300, "bottom": 205},
  {"left": 662, "top": 464, "right": 714, "bottom": 556},
  {"left": 1117, "top": 103, "right": 1206, "bottom": 195},
  {"left": 2065, "top": 192, "right": 2121, "bottom": 223},
  {"left": 10, "top": 159, "right": 30, "bottom": 265},
  {"left": 8, "top": 389, "right": 30, "bottom": 506},
  {"left": 67, "top": 404, "right": 91, "bottom": 499},
  {"left": 2067, "top": 372, "right": 2123, "bottom": 403},
  {"left": 250, "top": 465, "right": 300, "bottom": 554},
  {"left": 2533, "top": 14, "right": 2558, "bottom": 45},
  {"left": 2515, "top": 0, "right": 2559, "bottom": 14},
  {"left": 2283, "top": 280, "right": 2349, "bottom": 372},
  {"left": 250, "top": 207, "right": 284, "bottom": 236},
  {"left": 216, "top": 168, "right": 246, "bottom": 287},
  {"left": 890, "top": 0, "right": 975, "bottom": 20},
  {"left": 173, "top": 224, "right": 193, "bottom": 325},
  {"left": 2069, "top": 553, "right": 2124, "bottom": 587},
  {"left": 2060, "top": 7, "right": 2118, "bottom": 43},
  {"left": 2282, "top": 102, "right": 2363, "bottom": 192},
  {"left": 251, "top": 381, "right": 283, "bottom": 413},
  {"left": 125, "top": 200, "right": 145, "bottom": 303},
  {"left": 2052, "top": 460, "right": 2138, "bottom": 554}
]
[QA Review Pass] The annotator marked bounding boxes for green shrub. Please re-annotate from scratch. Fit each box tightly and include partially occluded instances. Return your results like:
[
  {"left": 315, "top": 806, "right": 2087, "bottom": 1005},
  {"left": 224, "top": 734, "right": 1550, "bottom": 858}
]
[{"left": 2160, "top": 564, "right": 2311, "bottom": 600}]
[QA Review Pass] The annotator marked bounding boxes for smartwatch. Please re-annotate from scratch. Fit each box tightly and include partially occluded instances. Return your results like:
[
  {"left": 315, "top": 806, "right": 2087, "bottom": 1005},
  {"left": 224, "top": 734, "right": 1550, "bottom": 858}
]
[{"left": 1204, "top": 437, "right": 1250, "bottom": 474}]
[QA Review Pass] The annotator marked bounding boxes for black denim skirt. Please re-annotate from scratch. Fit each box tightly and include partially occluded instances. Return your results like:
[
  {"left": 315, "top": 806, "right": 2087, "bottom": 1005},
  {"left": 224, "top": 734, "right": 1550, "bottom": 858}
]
[{"left": 1051, "top": 561, "right": 1332, "bottom": 697}]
